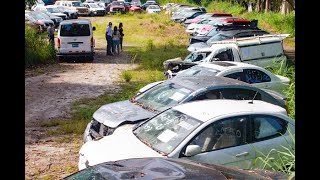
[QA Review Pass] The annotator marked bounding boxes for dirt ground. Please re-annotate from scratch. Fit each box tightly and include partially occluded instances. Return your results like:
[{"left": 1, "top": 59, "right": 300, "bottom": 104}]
[{"left": 25, "top": 36, "right": 138, "bottom": 179}]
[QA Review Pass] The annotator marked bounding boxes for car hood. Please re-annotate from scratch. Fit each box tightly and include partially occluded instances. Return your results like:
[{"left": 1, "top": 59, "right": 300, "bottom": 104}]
[
  {"left": 52, "top": 12, "right": 67, "bottom": 16},
  {"left": 79, "top": 129, "right": 162, "bottom": 168},
  {"left": 187, "top": 42, "right": 209, "bottom": 52},
  {"left": 91, "top": 7, "right": 105, "bottom": 11},
  {"left": 184, "top": 19, "right": 193, "bottom": 24},
  {"left": 39, "top": 19, "right": 54, "bottom": 24},
  {"left": 92, "top": 100, "right": 156, "bottom": 128}
]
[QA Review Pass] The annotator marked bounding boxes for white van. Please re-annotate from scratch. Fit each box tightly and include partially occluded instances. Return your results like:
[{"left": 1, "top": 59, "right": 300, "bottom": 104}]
[
  {"left": 55, "top": 0, "right": 90, "bottom": 16},
  {"left": 57, "top": 19, "right": 96, "bottom": 62}
]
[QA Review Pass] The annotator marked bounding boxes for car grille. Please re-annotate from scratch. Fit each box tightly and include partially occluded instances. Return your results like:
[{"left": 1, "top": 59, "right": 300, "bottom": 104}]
[
  {"left": 97, "top": 10, "right": 105, "bottom": 15},
  {"left": 78, "top": 9, "right": 88, "bottom": 13},
  {"left": 112, "top": 8, "right": 122, "bottom": 12}
]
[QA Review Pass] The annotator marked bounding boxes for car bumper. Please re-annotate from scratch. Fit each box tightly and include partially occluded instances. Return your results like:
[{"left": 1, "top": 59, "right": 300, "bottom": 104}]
[{"left": 57, "top": 52, "right": 94, "bottom": 57}]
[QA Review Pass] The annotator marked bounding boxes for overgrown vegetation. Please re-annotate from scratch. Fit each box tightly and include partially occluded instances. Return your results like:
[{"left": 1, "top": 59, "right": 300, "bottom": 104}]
[
  {"left": 25, "top": 25, "right": 56, "bottom": 68},
  {"left": 252, "top": 129, "right": 295, "bottom": 179}
]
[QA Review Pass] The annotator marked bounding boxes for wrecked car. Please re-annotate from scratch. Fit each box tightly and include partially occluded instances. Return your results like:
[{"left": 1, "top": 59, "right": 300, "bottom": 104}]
[
  {"left": 83, "top": 76, "right": 288, "bottom": 143},
  {"left": 78, "top": 99, "right": 294, "bottom": 170},
  {"left": 67, "top": 157, "right": 289, "bottom": 179}
]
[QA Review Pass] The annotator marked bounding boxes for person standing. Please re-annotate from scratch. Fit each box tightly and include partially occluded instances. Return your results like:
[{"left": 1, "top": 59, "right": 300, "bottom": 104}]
[
  {"left": 112, "top": 26, "right": 121, "bottom": 55},
  {"left": 119, "top": 22, "right": 124, "bottom": 52},
  {"left": 47, "top": 23, "right": 55, "bottom": 47},
  {"left": 105, "top": 22, "right": 113, "bottom": 56}
]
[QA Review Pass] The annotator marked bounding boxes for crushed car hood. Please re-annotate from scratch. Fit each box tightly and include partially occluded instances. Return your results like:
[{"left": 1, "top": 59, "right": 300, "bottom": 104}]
[
  {"left": 79, "top": 130, "right": 162, "bottom": 168},
  {"left": 187, "top": 42, "right": 209, "bottom": 52},
  {"left": 92, "top": 100, "right": 156, "bottom": 128}
]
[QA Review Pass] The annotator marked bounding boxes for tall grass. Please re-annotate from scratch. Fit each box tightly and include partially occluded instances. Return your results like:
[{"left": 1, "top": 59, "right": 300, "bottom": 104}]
[
  {"left": 25, "top": 25, "right": 56, "bottom": 68},
  {"left": 252, "top": 129, "right": 295, "bottom": 180},
  {"left": 265, "top": 60, "right": 295, "bottom": 119}
]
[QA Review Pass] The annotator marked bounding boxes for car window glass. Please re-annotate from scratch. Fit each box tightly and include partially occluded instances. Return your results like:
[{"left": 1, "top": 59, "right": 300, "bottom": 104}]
[
  {"left": 244, "top": 69, "right": 271, "bottom": 84},
  {"left": 252, "top": 115, "right": 288, "bottom": 141},
  {"left": 214, "top": 49, "right": 233, "bottom": 61},
  {"left": 224, "top": 72, "right": 244, "bottom": 81},
  {"left": 221, "top": 88, "right": 262, "bottom": 100},
  {"left": 190, "top": 90, "right": 221, "bottom": 101},
  {"left": 186, "top": 116, "right": 248, "bottom": 153},
  {"left": 134, "top": 109, "right": 202, "bottom": 154},
  {"left": 185, "top": 52, "right": 209, "bottom": 62},
  {"left": 134, "top": 83, "right": 193, "bottom": 112},
  {"left": 60, "top": 24, "right": 91, "bottom": 36}
]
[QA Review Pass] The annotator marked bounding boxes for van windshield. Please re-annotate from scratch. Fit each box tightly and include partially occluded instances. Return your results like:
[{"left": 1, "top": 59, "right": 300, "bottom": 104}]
[{"left": 60, "top": 24, "right": 90, "bottom": 36}]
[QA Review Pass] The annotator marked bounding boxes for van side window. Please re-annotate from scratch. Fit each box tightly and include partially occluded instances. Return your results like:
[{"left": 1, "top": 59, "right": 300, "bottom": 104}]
[
  {"left": 214, "top": 49, "right": 234, "bottom": 61},
  {"left": 243, "top": 69, "right": 271, "bottom": 84}
]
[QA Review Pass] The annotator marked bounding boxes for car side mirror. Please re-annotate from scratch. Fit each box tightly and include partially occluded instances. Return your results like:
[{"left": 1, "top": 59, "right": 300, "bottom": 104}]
[
  {"left": 92, "top": 26, "right": 96, "bottom": 31},
  {"left": 184, "top": 145, "right": 201, "bottom": 156}
]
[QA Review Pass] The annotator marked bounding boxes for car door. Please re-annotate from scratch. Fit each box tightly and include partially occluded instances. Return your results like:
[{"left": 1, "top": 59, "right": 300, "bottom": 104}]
[
  {"left": 180, "top": 115, "right": 256, "bottom": 169},
  {"left": 243, "top": 69, "right": 273, "bottom": 89},
  {"left": 248, "top": 115, "right": 293, "bottom": 169}
]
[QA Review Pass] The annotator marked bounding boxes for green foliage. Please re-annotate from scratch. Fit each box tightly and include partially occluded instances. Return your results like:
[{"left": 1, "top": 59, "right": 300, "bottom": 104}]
[
  {"left": 122, "top": 71, "right": 133, "bottom": 82},
  {"left": 252, "top": 129, "right": 295, "bottom": 179},
  {"left": 25, "top": 25, "right": 56, "bottom": 68}
]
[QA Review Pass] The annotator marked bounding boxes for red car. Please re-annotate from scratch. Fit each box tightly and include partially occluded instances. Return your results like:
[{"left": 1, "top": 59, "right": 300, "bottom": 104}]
[
  {"left": 106, "top": 1, "right": 125, "bottom": 14},
  {"left": 129, "top": 4, "right": 143, "bottom": 13}
]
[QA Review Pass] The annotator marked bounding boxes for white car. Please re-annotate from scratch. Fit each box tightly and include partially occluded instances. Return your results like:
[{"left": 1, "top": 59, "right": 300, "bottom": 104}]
[
  {"left": 186, "top": 17, "right": 227, "bottom": 34},
  {"left": 174, "top": 61, "right": 290, "bottom": 94},
  {"left": 78, "top": 99, "right": 295, "bottom": 170},
  {"left": 146, "top": 5, "right": 161, "bottom": 13},
  {"left": 83, "top": 2, "right": 106, "bottom": 16},
  {"left": 33, "top": 5, "right": 68, "bottom": 20}
]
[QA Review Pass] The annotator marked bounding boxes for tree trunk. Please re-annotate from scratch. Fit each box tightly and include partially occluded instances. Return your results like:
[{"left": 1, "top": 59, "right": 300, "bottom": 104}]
[
  {"left": 248, "top": 2, "right": 253, "bottom": 12},
  {"left": 255, "top": 0, "right": 260, "bottom": 12},
  {"left": 265, "top": 0, "right": 269, "bottom": 13}
]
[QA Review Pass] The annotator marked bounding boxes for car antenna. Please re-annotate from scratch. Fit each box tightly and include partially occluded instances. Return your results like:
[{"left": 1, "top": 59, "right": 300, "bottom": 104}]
[{"left": 249, "top": 91, "right": 259, "bottom": 104}]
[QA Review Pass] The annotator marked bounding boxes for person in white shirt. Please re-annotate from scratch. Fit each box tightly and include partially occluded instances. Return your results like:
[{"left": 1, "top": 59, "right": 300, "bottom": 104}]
[
  {"left": 105, "top": 22, "right": 113, "bottom": 56},
  {"left": 112, "top": 26, "right": 121, "bottom": 55}
]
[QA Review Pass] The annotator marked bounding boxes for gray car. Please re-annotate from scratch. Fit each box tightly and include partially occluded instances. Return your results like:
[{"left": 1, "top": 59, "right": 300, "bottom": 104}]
[{"left": 83, "top": 76, "right": 287, "bottom": 143}]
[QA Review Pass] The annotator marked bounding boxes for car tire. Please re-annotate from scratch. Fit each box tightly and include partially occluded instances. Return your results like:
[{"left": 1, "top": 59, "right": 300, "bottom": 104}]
[{"left": 90, "top": 12, "right": 94, "bottom": 17}]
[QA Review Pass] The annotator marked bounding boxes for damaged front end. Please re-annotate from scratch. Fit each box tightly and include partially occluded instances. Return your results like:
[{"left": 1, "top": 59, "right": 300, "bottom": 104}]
[{"left": 83, "top": 119, "right": 116, "bottom": 142}]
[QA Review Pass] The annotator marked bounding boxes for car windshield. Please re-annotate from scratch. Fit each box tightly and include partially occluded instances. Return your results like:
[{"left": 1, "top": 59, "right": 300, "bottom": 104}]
[
  {"left": 207, "top": 27, "right": 218, "bottom": 36},
  {"left": 175, "top": 66, "right": 220, "bottom": 78},
  {"left": 133, "top": 83, "right": 193, "bottom": 112},
  {"left": 149, "top": 5, "right": 159, "bottom": 9},
  {"left": 30, "top": 12, "right": 48, "bottom": 20},
  {"left": 112, "top": 1, "right": 124, "bottom": 6},
  {"left": 133, "top": 109, "right": 202, "bottom": 154},
  {"left": 89, "top": 3, "right": 99, "bottom": 8},
  {"left": 60, "top": 24, "right": 90, "bottom": 36},
  {"left": 46, "top": 7, "right": 61, "bottom": 13},
  {"left": 184, "top": 51, "right": 210, "bottom": 62},
  {"left": 72, "top": 2, "right": 84, "bottom": 7},
  {"left": 207, "top": 34, "right": 230, "bottom": 45}
]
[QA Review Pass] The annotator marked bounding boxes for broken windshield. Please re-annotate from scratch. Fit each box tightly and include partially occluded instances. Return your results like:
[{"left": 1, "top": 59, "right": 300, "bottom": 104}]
[
  {"left": 134, "top": 83, "right": 193, "bottom": 112},
  {"left": 133, "top": 109, "right": 202, "bottom": 154}
]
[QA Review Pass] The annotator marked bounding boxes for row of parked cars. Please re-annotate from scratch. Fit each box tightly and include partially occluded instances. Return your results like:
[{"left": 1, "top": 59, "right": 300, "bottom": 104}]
[{"left": 60, "top": 3, "right": 294, "bottom": 178}]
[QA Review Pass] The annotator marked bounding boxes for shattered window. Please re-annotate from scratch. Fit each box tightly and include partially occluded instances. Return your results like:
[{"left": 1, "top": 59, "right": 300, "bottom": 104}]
[{"left": 134, "top": 109, "right": 202, "bottom": 154}]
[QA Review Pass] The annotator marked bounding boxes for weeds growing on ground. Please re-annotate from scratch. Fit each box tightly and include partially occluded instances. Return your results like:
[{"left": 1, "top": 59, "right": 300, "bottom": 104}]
[{"left": 25, "top": 25, "right": 56, "bottom": 68}]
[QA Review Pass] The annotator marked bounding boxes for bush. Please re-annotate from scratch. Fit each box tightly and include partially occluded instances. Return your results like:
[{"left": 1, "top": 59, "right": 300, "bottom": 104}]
[
  {"left": 25, "top": 25, "right": 56, "bottom": 68},
  {"left": 122, "top": 71, "right": 133, "bottom": 82}
]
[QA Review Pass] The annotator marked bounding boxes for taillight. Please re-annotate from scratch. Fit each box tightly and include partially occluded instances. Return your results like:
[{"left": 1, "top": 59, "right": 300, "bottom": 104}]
[
  {"left": 57, "top": 38, "right": 60, "bottom": 48},
  {"left": 91, "top": 37, "right": 94, "bottom": 47}
]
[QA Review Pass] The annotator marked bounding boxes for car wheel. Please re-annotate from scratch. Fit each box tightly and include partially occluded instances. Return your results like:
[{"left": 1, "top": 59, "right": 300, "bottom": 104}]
[
  {"left": 90, "top": 12, "right": 94, "bottom": 17},
  {"left": 88, "top": 56, "right": 94, "bottom": 62}
]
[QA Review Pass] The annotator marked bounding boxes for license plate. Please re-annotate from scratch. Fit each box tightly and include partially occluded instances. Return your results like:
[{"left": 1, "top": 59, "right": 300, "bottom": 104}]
[{"left": 72, "top": 43, "right": 79, "bottom": 48}]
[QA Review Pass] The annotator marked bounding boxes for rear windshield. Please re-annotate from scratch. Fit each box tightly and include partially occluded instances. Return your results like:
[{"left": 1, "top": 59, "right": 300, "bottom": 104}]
[{"left": 60, "top": 24, "right": 90, "bottom": 36}]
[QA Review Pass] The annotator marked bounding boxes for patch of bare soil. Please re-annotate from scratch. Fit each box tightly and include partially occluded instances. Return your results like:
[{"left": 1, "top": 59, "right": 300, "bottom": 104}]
[{"left": 25, "top": 36, "right": 138, "bottom": 179}]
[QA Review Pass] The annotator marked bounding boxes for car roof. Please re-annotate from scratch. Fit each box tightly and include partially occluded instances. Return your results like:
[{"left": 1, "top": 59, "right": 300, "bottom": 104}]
[
  {"left": 173, "top": 99, "right": 287, "bottom": 122},
  {"left": 60, "top": 19, "right": 91, "bottom": 25},
  {"left": 216, "top": 29, "right": 267, "bottom": 36},
  {"left": 198, "top": 61, "right": 266, "bottom": 72},
  {"left": 169, "top": 75, "right": 250, "bottom": 90}
]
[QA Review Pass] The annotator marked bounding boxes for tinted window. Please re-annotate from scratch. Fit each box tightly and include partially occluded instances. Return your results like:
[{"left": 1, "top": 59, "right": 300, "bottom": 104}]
[
  {"left": 224, "top": 72, "right": 245, "bottom": 81},
  {"left": 243, "top": 69, "right": 271, "bottom": 84},
  {"left": 221, "top": 88, "right": 261, "bottom": 100},
  {"left": 251, "top": 115, "right": 288, "bottom": 141},
  {"left": 214, "top": 49, "right": 233, "bottom": 61},
  {"left": 60, "top": 24, "right": 90, "bottom": 36},
  {"left": 186, "top": 116, "right": 248, "bottom": 153}
]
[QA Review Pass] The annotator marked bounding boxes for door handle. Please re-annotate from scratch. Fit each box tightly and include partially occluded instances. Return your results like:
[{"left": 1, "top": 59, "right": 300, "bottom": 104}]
[{"left": 235, "top": 152, "right": 249, "bottom": 157}]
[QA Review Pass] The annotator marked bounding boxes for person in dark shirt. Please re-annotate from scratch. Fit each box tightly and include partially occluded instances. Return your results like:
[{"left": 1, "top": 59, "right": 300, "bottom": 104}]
[
  {"left": 47, "top": 23, "right": 55, "bottom": 46},
  {"left": 119, "top": 22, "right": 124, "bottom": 52}
]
